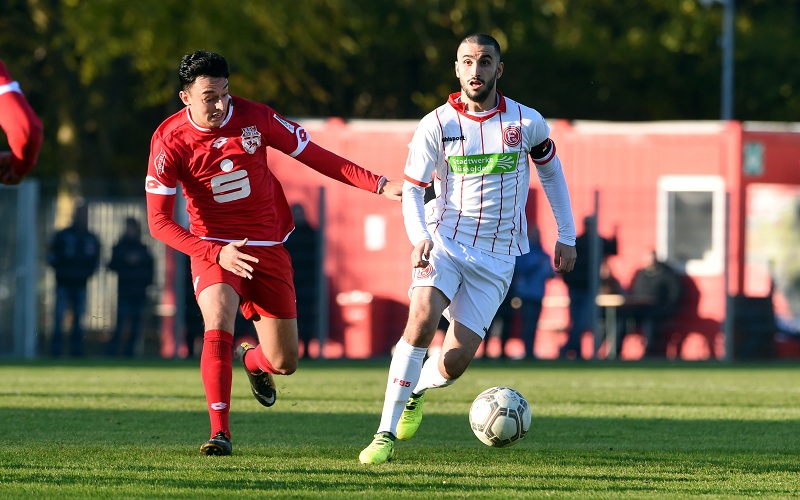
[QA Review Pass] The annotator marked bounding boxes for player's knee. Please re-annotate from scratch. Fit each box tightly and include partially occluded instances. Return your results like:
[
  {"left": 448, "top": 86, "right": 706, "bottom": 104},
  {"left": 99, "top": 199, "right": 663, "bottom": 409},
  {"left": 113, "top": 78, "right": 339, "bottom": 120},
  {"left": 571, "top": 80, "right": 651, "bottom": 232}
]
[
  {"left": 272, "top": 358, "right": 297, "bottom": 375},
  {"left": 441, "top": 355, "right": 469, "bottom": 379}
]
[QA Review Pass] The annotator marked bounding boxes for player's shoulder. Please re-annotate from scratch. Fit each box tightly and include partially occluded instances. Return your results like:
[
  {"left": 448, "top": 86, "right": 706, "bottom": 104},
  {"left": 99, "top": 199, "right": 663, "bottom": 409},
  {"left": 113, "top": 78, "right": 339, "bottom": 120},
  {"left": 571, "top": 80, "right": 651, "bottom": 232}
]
[
  {"left": 231, "top": 95, "right": 272, "bottom": 113},
  {"left": 153, "top": 108, "right": 190, "bottom": 142},
  {"left": 502, "top": 95, "right": 544, "bottom": 122},
  {"left": 418, "top": 101, "right": 453, "bottom": 129},
  {"left": 228, "top": 96, "right": 289, "bottom": 131}
]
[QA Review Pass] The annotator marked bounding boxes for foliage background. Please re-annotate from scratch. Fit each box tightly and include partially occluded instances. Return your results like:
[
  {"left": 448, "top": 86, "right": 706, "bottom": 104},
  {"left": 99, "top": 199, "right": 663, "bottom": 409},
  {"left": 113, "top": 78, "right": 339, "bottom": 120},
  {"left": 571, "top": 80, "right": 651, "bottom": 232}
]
[{"left": 1, "top": 0, "right": 799, "bottom": 188}]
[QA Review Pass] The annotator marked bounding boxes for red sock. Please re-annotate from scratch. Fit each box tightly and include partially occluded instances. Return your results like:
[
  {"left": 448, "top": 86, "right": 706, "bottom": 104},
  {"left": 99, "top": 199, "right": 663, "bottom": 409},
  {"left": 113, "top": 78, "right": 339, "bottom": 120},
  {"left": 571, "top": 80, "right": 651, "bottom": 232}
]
[
  {"left": 244, "top": 343, "right": 279, "bottom": 375},
  {"left": 200, "top": 329, "right": 233, "bottom": 439}
]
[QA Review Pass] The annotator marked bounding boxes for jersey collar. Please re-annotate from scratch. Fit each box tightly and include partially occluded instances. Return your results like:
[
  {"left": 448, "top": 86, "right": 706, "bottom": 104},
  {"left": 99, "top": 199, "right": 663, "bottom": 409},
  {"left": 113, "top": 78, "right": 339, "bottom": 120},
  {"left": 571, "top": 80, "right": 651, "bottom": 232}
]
[{"left": 447, "top": 91, "right": 506, "bottom": 122}]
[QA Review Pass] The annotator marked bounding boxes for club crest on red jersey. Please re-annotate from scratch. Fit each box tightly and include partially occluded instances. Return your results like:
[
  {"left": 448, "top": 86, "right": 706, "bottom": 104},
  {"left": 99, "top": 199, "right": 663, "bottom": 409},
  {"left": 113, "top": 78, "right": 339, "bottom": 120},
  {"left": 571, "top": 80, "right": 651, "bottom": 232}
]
[
  {"left": 241, "top": 126, "right": 262, "bottom": 154},
  {"left": 503, "top": 126, "right": 522, "bottom": 148}
]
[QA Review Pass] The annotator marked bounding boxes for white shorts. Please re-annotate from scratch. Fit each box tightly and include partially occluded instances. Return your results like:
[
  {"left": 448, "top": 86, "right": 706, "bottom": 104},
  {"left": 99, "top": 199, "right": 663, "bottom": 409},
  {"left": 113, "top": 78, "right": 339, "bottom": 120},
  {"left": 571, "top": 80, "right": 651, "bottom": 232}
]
[{"left": 409, "top": 231, "right": 515, "bottom": 339}]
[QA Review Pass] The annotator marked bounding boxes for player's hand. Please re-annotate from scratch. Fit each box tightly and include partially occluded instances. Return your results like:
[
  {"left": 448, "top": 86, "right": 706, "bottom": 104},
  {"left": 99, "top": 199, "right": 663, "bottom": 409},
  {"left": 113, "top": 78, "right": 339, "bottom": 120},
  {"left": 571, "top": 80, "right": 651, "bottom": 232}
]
[
  {"left": 411, "top": 239, "right": 433, "bottom": 268},
  {"left": 0, "top": 152, "right": 22, "bottom": 186},
  {"left": 217, "top": 238, "right": 259, "bottom": 279},
  {"left": 553, "top": 241, "right": 576, "bottom": 274},
  {"left": 380, "top": 179, "right": 403, "bottom": 201}
]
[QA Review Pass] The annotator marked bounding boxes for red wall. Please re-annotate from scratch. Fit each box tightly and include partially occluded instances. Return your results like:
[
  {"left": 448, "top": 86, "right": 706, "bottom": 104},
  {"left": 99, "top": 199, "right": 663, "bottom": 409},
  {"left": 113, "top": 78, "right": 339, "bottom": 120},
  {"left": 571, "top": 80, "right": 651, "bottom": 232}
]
[{"left": 268, "top": 118, "right": 800, "bottom": 360}]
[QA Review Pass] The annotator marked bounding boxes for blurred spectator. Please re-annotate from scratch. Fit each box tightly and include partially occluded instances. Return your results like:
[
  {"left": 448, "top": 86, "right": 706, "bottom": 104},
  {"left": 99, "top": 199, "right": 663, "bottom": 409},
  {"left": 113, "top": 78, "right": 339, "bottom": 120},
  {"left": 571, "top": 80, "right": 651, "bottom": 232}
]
[
  {"left": 105, "top": 217, "right": 154, "bottom": 357},
  {"left": 597, "top": 260, "right": 626, "bottom": 356},
  {"left": 283, "top": 204, "right": 321, "bottom": 359},
  {"left": 617, "top": 250, "right": 683, "bottom": 357},
  {"left": 560, "top": 216, "right": 617, "bottom": 359},
  {"left": 495, "top": 226, "right": 554, "bottom": 359},
  {"left": 47, "top": 201, "right": 101, "bottom": 356}
]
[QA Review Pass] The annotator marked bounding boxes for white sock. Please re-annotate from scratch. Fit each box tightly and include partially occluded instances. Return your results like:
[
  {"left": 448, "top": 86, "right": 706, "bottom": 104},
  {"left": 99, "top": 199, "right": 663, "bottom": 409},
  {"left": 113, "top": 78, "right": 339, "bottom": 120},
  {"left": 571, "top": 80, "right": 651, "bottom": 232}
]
[
  {"left": 377, "top": 338, "right": 427, "bottom": 436},
  {"left": 412, "top": 351, "right": 455, "bottom": 394}
]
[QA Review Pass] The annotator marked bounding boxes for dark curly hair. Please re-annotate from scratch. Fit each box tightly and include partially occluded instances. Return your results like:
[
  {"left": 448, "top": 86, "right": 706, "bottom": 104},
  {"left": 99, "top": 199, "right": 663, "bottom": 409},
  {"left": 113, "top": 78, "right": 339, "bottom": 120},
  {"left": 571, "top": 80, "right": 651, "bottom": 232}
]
[
  {"left": 459, "top": 33, "right": 502, "bottom": 60},
  {"left": 178, "top": 50, "right": 230, "bottom": 90}
]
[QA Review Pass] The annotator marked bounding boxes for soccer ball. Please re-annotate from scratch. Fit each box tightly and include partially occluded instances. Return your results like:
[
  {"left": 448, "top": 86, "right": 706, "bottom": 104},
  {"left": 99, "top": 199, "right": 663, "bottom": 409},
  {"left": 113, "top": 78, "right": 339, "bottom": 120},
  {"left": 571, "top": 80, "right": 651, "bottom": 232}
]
[{"left": 468, "top": 386, "right": 531, "bottom": 448}]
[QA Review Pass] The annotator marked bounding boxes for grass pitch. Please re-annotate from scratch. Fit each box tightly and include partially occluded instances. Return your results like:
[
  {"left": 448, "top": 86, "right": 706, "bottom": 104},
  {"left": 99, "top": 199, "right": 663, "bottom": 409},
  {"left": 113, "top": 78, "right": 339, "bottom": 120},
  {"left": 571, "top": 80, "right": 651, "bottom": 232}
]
[{"left": 0, "top": 358, "right": 798, "bottom": 498}]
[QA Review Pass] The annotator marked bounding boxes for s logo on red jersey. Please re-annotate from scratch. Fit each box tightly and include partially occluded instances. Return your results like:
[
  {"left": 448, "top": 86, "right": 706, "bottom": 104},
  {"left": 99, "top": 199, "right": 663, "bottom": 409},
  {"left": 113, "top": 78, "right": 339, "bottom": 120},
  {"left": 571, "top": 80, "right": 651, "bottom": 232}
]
[{"left": 503, "top": 126, "right": 522, "bottom": 148}]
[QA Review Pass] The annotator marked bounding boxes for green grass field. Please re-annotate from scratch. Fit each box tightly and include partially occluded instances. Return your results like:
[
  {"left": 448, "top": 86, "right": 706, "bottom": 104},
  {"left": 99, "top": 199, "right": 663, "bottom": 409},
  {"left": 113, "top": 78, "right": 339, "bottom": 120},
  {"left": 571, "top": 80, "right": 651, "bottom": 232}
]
[{"left": 1, "top": 358, "right": 798, "bottom": 498}]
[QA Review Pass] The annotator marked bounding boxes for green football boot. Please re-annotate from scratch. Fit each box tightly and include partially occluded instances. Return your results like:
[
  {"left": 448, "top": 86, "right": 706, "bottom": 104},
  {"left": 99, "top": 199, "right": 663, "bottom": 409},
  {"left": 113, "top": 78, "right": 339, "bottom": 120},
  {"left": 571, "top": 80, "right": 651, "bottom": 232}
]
[
  {"left": 395, "top": 393, "right": 424, "bottom": 441},
  {"left": 359, "top": 432, "right": 396, "bottom": 464}
]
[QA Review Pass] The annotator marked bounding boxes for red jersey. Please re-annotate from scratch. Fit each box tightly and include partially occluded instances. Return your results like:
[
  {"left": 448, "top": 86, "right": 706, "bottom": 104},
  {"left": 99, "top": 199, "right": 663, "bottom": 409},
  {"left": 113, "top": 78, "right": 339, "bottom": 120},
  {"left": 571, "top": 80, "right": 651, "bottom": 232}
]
[
  {"left": 145, "top": 96, "right": 384, "bottom": 264},
  {"left": 0, "top": 60, "right": 43, "bottom": 177}
]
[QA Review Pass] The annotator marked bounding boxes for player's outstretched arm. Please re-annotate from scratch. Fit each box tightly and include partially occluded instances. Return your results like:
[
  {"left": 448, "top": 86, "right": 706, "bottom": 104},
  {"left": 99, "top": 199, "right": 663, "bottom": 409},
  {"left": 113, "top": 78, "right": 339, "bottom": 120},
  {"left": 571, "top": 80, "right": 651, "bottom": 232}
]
[{"left": 295, "top": 142, "right": 398, "bottom": 198}]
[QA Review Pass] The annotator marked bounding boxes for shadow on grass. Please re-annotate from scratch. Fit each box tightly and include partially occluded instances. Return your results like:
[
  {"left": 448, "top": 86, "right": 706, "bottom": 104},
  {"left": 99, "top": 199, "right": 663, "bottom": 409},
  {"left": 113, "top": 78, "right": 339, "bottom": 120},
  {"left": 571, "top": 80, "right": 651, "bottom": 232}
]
[
  {"left": 3, "top": 405, "right": 798, "bottom": 456},
  {"left": 1, "top": 407, "right": 798, "bottom": 496}
]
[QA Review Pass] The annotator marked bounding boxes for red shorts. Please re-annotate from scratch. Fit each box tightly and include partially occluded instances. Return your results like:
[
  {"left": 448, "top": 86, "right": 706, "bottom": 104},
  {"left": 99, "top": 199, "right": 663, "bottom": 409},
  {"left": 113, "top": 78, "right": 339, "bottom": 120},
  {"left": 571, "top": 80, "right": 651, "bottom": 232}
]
[{"left": 190, "top": 244, "right": 297, "bottom": 320}]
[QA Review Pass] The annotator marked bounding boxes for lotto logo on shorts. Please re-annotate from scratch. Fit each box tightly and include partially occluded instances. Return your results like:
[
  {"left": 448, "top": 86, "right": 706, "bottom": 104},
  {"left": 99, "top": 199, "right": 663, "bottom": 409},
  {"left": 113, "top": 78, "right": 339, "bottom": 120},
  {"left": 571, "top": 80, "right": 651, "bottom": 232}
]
[{"left": 415, "top": 263, "right": 433, "bottom": 279}]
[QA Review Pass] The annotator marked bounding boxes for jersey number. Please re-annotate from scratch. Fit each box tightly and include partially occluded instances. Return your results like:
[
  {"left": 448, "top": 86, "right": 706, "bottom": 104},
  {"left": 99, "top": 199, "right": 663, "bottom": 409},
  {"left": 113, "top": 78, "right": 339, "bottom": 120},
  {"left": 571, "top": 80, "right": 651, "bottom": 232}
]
[{"left": 211, "top": 170, "right": 251, "bottom": 203}]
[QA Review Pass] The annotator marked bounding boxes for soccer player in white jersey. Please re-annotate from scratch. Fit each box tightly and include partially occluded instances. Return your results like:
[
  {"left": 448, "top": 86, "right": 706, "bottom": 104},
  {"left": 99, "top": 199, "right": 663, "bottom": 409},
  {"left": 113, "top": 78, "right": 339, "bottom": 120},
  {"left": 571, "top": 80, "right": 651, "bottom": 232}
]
[
  {"left": 146, "top": 51, "right": 402, "bottom": 456},
  {"left": 359, "top": 33, "right": 577, "bottom": 464}
]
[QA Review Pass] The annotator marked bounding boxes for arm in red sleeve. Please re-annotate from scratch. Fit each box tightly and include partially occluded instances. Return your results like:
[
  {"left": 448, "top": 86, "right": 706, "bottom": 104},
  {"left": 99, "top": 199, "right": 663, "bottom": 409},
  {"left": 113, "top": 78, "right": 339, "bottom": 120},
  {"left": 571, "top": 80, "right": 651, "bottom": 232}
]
[
  {"left": 295, "top": 141, "right": 385, "bottom": 193},
  {"left": 145, "top": 188, "right": 223, "bottom": 264},
  {"left": 0, "top": 61, "right": 43, "bottom": 178}
]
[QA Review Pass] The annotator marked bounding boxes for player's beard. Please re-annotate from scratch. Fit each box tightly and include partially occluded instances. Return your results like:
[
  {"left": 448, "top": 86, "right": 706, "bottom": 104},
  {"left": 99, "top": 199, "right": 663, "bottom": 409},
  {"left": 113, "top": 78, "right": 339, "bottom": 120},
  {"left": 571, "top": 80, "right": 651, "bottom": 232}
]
[{"left": 461, "top": 75, "right": 497, "bottom": 105}]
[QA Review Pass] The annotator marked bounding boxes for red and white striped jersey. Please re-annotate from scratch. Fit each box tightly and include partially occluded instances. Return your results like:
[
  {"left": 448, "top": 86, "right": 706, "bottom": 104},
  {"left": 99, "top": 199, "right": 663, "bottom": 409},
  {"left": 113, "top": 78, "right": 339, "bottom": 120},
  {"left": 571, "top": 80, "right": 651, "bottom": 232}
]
[{"left": 403, "top": 92, "right": 575, "bottom": 258}]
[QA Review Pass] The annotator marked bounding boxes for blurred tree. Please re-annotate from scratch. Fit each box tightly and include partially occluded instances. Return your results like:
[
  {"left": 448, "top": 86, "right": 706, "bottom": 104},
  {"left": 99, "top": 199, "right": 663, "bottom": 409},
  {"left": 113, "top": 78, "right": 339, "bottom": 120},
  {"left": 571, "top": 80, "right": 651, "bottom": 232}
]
[{"left": 0, "top": 0, "right": 798, "bottom": 186}]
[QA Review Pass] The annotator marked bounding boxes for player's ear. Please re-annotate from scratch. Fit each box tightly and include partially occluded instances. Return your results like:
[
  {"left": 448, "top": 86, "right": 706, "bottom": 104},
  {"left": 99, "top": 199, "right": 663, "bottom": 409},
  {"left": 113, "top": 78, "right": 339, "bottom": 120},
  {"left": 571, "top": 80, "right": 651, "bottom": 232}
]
[
  {"left": 496, "top": 61, "right": 504, "bottom": 80},
  {"left": 179, "top": 90, "right": 190, "bottom": 106},
  {"left": 454, "top": 60, "right": 460, "bottom": 79}
]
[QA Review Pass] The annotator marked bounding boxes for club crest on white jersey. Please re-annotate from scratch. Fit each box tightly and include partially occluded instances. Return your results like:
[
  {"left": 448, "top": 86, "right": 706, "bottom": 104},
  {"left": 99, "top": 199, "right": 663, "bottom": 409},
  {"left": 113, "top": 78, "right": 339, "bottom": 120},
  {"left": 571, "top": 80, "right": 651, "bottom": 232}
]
[
  {"left": 241, "top": 126, "right": 262, "bottom": 154},
  {"left": 503, "top": 126, "right": 522, "bottom": 147}
]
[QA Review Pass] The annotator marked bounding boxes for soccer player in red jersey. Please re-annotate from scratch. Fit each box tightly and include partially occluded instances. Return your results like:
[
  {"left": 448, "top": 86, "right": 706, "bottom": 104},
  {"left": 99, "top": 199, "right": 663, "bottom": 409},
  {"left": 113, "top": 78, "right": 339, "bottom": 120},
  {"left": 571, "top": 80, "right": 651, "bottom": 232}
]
[
  {"left": 0, "top": 59, "right": 43, "bottom": 185},
  {"left": 145, "top": 50, "right": 402, "bottom": 455}
]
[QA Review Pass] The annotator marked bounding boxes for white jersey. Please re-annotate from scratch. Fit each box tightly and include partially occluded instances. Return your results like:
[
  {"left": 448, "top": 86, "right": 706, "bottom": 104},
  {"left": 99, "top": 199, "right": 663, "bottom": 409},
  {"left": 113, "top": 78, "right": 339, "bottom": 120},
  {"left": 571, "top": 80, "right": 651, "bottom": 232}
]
[{"left": 403, "top": 92, "right": 575, "bottom": 258}]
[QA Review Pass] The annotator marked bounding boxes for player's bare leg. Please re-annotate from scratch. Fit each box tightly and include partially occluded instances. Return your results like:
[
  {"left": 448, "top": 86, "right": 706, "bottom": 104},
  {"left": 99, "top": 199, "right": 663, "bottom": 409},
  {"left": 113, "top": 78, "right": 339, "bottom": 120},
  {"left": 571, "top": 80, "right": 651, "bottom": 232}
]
[
  {"left": 196, "top": 283, "right": 239, "bottom": 455},
  {"left": 437, "top": 321, "right": 483, "bottom": 380},
  {"left": 252, "top": 317, "right": 299, "bottom": 375}
]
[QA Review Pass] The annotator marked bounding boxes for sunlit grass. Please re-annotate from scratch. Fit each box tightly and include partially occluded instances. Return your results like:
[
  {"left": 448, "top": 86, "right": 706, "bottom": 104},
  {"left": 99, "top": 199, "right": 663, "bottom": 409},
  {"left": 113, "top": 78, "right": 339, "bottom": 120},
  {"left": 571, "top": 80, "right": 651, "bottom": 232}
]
[{"left": 1, "top": 359, "right": 798, "bottom": 498}]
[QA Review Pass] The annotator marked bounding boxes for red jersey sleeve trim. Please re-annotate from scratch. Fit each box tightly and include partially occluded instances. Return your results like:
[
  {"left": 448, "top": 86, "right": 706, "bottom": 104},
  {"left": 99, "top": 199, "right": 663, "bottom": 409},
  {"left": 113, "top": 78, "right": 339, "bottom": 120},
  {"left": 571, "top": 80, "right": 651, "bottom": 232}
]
[{"left": 404, "top": 174, "right": 430, "bottom": 187}]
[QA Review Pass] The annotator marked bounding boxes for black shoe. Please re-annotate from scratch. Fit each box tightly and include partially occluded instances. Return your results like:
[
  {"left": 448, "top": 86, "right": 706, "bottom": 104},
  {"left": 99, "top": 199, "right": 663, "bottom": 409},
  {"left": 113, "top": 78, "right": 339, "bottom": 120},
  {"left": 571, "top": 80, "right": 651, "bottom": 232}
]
[
  {"left": 235, "top": 342, "right": 277, "bottom": 407},
  {"left": 200, "top": 431, "right": 232, "bottom": 456}
]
